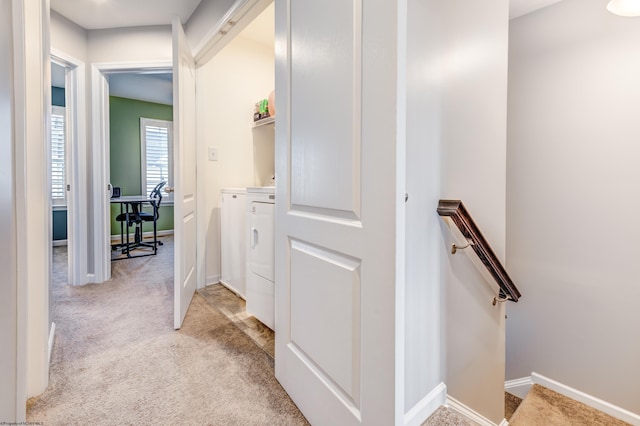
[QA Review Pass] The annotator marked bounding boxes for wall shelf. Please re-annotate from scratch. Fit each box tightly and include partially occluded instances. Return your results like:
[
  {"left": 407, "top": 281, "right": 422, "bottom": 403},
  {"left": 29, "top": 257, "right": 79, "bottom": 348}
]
[{"left": 252, "top": 116, "right": 275, "bottom": 128}]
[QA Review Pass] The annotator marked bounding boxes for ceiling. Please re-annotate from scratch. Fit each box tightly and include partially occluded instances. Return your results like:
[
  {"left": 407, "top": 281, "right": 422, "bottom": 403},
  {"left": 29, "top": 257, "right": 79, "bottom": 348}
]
[
  {"left": 238, "top": 3, "right": 274, "bottom": 49},
  {"left": 50, "top": 0, "right": 202, "bottom": 30},
  {"left": 510, "top": 0, "right": 564, "bottom": 19},
  {"left": 50, "top": 0, "right": 564, "bottom": 31}
]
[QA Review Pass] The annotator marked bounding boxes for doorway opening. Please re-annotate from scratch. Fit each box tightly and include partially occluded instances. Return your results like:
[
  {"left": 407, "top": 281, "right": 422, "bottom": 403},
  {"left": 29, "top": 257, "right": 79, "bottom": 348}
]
[
  {"left": 50, "top": 51, "right": 87, "bottom": 288},
  {"left": 107, "top": 71, "right": 175, "bottom": 262},
  {"left": 90, "top": 62, "right": 173, "bottom": 284}
]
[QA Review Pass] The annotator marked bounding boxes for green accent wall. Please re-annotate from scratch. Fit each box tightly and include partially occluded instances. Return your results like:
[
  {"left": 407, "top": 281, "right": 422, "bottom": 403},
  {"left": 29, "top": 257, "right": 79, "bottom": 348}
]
[
  {"left": 52, "top": 86, "right": 65, "bottom": 107},
  {"left": 109, "top": 96, "right": 174, "bottom": 235},
  {"left": 53, "top": 210, "right": 67, "bottom": 240}
]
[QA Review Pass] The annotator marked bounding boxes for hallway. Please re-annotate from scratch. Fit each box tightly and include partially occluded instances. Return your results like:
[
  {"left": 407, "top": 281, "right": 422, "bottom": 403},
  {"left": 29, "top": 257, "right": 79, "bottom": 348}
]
[{"left": 28, "top": 239, "right": 307, "bottom": 425}]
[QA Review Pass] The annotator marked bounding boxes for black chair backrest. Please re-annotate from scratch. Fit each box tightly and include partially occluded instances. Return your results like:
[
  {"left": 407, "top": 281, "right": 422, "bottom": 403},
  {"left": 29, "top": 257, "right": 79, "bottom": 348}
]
[{"left": 149, "top": 181, "right": 166, "bottom": 219}]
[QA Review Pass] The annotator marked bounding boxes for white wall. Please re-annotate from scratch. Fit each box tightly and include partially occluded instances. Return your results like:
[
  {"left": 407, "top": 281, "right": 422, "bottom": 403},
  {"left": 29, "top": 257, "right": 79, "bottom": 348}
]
[
  {"left": 404, "top": 1, "right": 509, "bottom": 422},
  {"left": 0, "top": 1, "right": 18, "bottom": 420},
  {"left": 196, "top": 34, "right": 274, "bottom": 287},
  {"left": 507, "top": 0, "right": 640, "bottom": 414},
  {"left": 51, "top": 10, "right": 87, "bottom": 61},
  {"left": 404, "top": 0, "right": 444, "bottom": 414},
  {"left": 87, "top": 26, "right": 172, "bottom": 64},
  {"left": 440, "top": 2, "right": 509, "bottom": 424}
]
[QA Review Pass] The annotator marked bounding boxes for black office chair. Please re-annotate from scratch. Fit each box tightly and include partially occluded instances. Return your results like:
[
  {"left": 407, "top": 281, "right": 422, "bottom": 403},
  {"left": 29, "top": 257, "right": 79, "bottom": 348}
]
[
  {"left": 113, "top": 196, "right": 144, "bottom": 256},
  {"left": 137, "top": 181, "right": 166, "bottom": 250},
  {"left": 113, "top": 181, "right": 165, "bottom": 256}
]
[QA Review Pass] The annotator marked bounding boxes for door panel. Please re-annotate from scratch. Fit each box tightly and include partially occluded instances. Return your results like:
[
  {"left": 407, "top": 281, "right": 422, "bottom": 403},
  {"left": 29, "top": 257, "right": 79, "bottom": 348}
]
[
  {"left": 172, "top": 18, "right": 197, "bottom": 329},
  {"left": 290, "top": 0, "right": 360, "bottom": 217},
  {"left": 290, "top": 240, "right": 361, "bottom": 404},
  {"left": 275, "top": 0, "right": 399, "bottom": 424}
]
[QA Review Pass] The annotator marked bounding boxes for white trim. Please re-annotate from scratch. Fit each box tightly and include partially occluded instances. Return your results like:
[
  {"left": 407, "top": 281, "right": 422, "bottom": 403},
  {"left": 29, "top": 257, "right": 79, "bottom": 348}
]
[
  {"left": 91, "top": 61, "right": 172, "bottom": 285},
  {"left": 403, "top": 382, "right": 447, "bottom": 426},
  {"left": 16, "top": 0, "right": 51, "bottom": 401},
  {"left": 193, "top": 0, "right": 272, "bottom": 65},
  {"left": 52, "top": 240, "right": 67, "bottom": 247},
  {"left": 395, "top": 0, "right": 408, "bottom": 422},
  {"left": 92, "top": 61, "right": 173, "bottom": 74},
  {"left": 140, "top": 117, "right": 174, "bottom": 199},
  {"left": 47, "top": 322, "right": 56, "bottom": 365},
  {"left": 10, "top": 0, "right": 52, "bottom": 406},
  {"left": 504, "top": 376, "right": 533, "bottom": 400},
  {"left": 447, "top": 396, "right": 504, "bottom": 426},
  {"left": 12, "top": 0, "right": 28, "bottom": 419},
  {"left": 531, "top": 372, "right": 640, "bottom": 425},
  {"left": 91, "top": 64, "right": 111, "bottom": 284},
  {"left": 207, "top": 275, "right": 222, "bottom": 287}
]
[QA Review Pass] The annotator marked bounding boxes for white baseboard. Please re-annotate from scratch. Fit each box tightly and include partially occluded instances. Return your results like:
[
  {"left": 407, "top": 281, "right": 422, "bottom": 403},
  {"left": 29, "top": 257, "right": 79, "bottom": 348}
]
[
  {"left": 404, "top": 382, "right": 447, "bottom": 426},
  {"left": 206, "top": 275, "right": 221, "bottom": 286},
  {"left": 447, "top": 396, "right": 505, "bottom": 426},
  {"left": 52, "top": 240, "right": 67, "bottom": 247},
  {"left": 504, "top": 376, "right": 533, "bottom": 400},
  {"left": 110, "top": 229, "right": 174, "bottom": 242},
  {"left": 531, "top": 372, "right": 640, "bottom": 426},
  {"left": 48, "top": 322, "right": 56, "bottom": 365}
]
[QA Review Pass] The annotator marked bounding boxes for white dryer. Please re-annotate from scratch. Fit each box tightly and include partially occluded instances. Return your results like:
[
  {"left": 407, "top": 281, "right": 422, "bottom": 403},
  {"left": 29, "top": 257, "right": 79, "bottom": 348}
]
[{"left": 246, "top": 186, "right": 275, "bottom": 330}]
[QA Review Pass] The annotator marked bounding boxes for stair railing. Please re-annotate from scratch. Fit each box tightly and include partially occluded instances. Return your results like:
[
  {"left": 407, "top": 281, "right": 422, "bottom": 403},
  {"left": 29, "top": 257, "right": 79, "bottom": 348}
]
[{"left": 437, "top": 199, "right": 521, "bottom": 303}]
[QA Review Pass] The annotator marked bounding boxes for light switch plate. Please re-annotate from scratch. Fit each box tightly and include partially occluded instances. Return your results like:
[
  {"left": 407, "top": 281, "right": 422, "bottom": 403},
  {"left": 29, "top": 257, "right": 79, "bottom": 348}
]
[{"left": 208, "top": 147, "right": 218, "bottom": 161}]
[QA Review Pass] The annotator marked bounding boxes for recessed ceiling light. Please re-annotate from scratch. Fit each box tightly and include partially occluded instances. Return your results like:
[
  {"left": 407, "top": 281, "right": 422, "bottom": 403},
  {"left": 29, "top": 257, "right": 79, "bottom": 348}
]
[{"left": 607, "top": 0, "right": 640, "bottom": 17}]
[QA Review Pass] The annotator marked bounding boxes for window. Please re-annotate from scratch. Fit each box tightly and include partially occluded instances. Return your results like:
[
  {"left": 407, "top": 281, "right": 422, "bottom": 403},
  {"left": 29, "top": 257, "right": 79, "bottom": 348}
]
[
  {"left": 51, "top": 105, "right": 66, "bottom": 206},
  {"left": 140, "top": 118, "right": 173, "bottom": 198}
]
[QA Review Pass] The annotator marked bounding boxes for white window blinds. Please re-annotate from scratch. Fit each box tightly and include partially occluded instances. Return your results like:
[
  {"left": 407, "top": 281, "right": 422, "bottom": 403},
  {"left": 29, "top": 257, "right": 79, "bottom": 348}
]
[
  {"left": 51, "top": 106, "right": 66, "bottom": 204},
  {"left": 140, "top": 118, "right": 173, "bottom": 197}
]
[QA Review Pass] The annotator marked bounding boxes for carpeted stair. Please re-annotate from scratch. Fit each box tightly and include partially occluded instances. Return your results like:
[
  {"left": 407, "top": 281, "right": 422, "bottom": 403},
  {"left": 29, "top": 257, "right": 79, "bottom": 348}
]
[
  {"left": 423, "top": 384, "right": 631, "bottom": 425},
  {"left": 508, "top": 384, "right": 630, "bottom": 425}
]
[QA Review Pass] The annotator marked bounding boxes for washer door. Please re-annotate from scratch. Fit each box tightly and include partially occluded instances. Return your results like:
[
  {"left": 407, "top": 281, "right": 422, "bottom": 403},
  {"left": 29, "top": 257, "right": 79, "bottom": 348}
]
[{"left": 249, "top": 201, "right": 275, "bottom": 282}]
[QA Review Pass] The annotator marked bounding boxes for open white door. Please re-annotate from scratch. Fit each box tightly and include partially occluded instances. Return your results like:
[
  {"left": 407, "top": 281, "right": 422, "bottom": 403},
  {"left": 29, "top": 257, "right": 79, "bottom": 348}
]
[
  {"left": 172, "top": 18, "right": 197, "bottom": 329},
  {"left": 274, "top": 1, "right": 401, "bottom": 425}
]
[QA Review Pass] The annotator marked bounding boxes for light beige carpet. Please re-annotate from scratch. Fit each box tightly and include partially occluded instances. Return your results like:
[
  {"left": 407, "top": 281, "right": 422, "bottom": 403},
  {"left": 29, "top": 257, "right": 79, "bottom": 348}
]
[
  {"left": 28, "top": 239, "right": 308, "bottom": 425},
  {"left": 423, "top": 407, "right": 480, "bottom": 426},
  {"left": 505, "top": 392, "right": 522, "bottom": 420},
  {"left": 509, "top": 384, "right": 630, "bottom": 426},
  {"left": 198, "top": 284, "right": 275, "bottom": 358}
]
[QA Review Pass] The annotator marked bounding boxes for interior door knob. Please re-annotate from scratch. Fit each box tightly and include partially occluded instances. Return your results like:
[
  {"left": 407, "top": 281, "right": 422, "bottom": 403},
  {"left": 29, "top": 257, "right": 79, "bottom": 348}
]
[{"left": 165, "top": 186, "right": 175, "bottom": 193}]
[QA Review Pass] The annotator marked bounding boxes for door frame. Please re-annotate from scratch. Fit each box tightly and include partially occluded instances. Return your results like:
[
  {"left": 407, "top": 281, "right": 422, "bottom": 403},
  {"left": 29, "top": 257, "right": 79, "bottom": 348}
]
[
  {"left": 51, "top": 49, "right": 87, "bottom": 286},
  {"left": 90, "top": 61, "right": 172, "bottom": 283}
]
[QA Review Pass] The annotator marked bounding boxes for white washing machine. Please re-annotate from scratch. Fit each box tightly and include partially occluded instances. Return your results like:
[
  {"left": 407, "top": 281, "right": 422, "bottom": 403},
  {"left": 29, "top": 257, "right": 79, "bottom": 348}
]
[{"left": 246, "top": 186, "right": 275, "bottom": 330}]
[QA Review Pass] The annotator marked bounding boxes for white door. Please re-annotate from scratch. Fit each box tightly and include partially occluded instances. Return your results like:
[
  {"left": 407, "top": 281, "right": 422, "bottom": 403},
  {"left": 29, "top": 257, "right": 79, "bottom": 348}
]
[
  {"left": 274, "top": 1, "right": 400, "bottom": 425},
  {"left": 249, "top": 201, "right": 275, "bottom": 282},
  {"left": 172, "top": 18, "right": 197, "bottom": 329}
]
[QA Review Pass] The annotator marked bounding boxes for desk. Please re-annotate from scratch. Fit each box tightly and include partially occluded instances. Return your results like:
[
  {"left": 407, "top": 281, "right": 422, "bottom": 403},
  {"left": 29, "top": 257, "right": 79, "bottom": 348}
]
[{"left": 110, "top": 195, "right": 159, "bottom": 259}]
